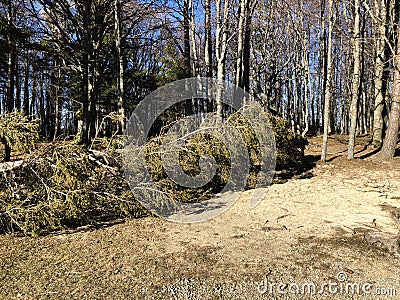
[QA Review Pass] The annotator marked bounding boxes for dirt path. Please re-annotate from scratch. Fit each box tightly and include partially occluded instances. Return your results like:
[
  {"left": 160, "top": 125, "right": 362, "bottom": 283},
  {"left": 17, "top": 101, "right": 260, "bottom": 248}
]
[{"left": 1, "top": 137, "right": 400, "bottom": 299}]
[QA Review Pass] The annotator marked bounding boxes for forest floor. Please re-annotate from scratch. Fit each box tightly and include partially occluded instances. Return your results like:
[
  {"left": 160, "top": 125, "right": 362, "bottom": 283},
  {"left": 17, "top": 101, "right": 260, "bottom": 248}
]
[{"left": 1, "top": 136, "right": 400, "bottom": 299}]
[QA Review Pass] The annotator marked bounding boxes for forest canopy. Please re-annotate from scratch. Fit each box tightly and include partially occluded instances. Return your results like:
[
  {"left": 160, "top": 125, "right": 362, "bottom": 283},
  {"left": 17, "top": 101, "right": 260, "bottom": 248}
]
[{"left": 0, "top": 0, "right": 399, "bottom": 160}]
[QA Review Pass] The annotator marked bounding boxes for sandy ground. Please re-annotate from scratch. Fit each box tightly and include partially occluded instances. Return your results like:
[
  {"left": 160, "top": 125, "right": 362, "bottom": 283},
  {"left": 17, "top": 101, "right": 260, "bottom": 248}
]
[{"left": 1, "top": 136, "right": 400, "bottom": 299}]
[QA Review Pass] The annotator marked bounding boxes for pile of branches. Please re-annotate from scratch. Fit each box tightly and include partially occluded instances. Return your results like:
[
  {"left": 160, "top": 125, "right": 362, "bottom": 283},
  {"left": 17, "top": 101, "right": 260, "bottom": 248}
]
[
  {"left": 0, "top": 109, "right": 308, "bottom": 236},
  {"left": 0, "top": 141, "right": 147, "bottom": 235},
  {"left": 0, "top": 111, "right": 39, "bottom": 161},
  {"left": 144, "top": 110, "right": 309, "bottom": 204}
]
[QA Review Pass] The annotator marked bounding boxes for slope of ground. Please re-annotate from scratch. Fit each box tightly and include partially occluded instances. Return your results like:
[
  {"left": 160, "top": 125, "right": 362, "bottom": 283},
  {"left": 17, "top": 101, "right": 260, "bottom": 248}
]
[{"left": 1, "top": 136, "right": 400, "bottom": 299}]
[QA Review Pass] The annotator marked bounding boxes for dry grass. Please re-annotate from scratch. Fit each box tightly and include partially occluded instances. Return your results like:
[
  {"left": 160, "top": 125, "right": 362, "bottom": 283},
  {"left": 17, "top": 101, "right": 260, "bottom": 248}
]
[{"left": 0, "top": 218, "right": 398, "bottom": 300}]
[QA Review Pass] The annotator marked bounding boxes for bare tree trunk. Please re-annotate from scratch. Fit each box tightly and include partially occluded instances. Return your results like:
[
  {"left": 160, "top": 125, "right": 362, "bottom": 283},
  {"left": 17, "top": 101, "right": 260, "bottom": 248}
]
[
  {"left": 215, "top": 0, "right": 229, "bottom": 117},
  {"left": 380, "top": 77, "right": 400, "bottom": 158},
  {"left": 23, "top": 49, "right": 30, "bottom": 116},
  {"left": 39, "top": 75, "right": 45, "bottom": 137},
  {"left": 204, "top": 0, "right": 212, "bottom": 78},
  {"left": 183, "top": 0, "right": 193, "bottom": 117},
  {"left": 15, "top": 56, "right": 21, "bottom": 112},
  {"left": 6, "top": 0, "right": 15, "bottom": 114},
  {"left": 321, "top": 0, "right": 334, "bottom": 162},
  {"left": 242, "top": 0, "right": 254, "bottom": 94},
  {"left": 348, "top": 0, "right": 362, "bottom": 160},
  {"left": 53, "top": 60, "right": 61, "bottom": 141},
  {"left": 311, "top": 90, "right": 315, "bottom": 130},
  {"left": 361, "top": 89, "right": 367, "bottom": 134},
  {"left": 80, "top": 0, "right": 92, "bottom": 144},
  {"left": 203, "top": 0, "right": 213, "bottom": 115},
  {"left": 4, "top": 0, "right": 16, "bottom": 161},
  {"left": 189, "top": 0, "right": 200, "bottom": 118},
  {"left": 318, "top": 0, "right": 326, "bottom": 134},
  {"left": 380, "top": 2, "right": 400, "bottom": 159},
  {"left": 372, "top": 0, "right": 390, "bottom": 147},
  {"left": 189, "top": 0, "right": 197, "bottom": 77},
  {"left": 114, "top": 0, "right": 125, "bottom": 132},
  {"left": 235, "top": 0, "right": 247, "bottom": 87},
  {"left": 302, "top": 28, "right": 311, "bottom": 137},
  {"left": 31, "top": 68, "right": 37, "bottom": 117}
]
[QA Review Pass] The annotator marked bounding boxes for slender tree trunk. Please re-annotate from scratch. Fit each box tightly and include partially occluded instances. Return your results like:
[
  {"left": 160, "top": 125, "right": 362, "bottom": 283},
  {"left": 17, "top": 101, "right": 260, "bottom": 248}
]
[
  {"left": 115, "top": 0, "right": 125, "bottom": 132},
  {"left": 15, "top": 56, "right": 21, "bottom": 112},
  {"left": 242, "top": 0, "right": 253, "bottom": 93},
  {"left": 204, "top": 0, "right": 212, "bottom": 78},
  {"left": 203, "top": 0, "right": 213, "bottom": 115},
  {"left": 4, "top": 0, "right": 15, "bottom": 161},
  {"left": 311, "top": 55, "right": 316, "bottom": 130},
  {"left": 321, "top": 0, "right": 334, "bottom": 162},
  {"left": 39, "top": 76, "right": 46, "bottom": 137},
  {"left": 189, "top": 0, "right": 197, "bottom": 77},
  {"left": 372, "top": 0, "right": 390, "bottom": 147},
  {"left": 31, "top": 68, "right": 37, "bottom": 117},
  {"left": 318, "top": 0, "right": 326, "bottom": 134},
  {"left": 23, "top": 49, "right": 30, "bottom": 116},
  {"left": 6, "top": 2, "right": 15, "bottom": 114},
  {"left": 183, "top": 0, "right": 193, "bottom": 116},
  {"left": 348, "top": 0, "right": 362, "bottom": 160},
  {"left": 183, "top": 0, "right": 191, "bottom": 78},
  {"left": 361, "top": 89, "right": 367, "bottom": 134},
  {"left": 81, "top": 3, "right": 90, "bottom": 143},
  {"left": 189, "top": 0, "right": 199, "bottom": 118},
  {"left": 215, "top": 0, "right": 229, "bottom": 117},
  {"left": 302, "top": 28, "right": 311, "bottom": 137},
  {"left": 235, "top": 0, "right": 247, "bottom": 87},
  {"left": 81, "top": 0, "right": 93, "bottom": 145},
  {"left": 53, "top": 60, "right": 61, "bottom": 141}
]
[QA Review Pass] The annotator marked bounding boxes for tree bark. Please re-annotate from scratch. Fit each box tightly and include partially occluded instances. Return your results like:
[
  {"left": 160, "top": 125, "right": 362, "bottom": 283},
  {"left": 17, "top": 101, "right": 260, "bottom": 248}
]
[
  {"left": 15, "top": 55, "right": 21, "bottom": 112},
  {"left": 53, "top": 60, "right": 61, "bottom": 141},
  {"left": 81, "top": 0, "right": 94, "bottom": 145},
  {"left": 204, "top": 0, "right": 212, "bottom": 78},
  {"left": 348, "top": 0, "right": 362, "bottom": 160},
  {"left": 235, "top": 0, "right": 247, "bottom": 88},
  {"left": 242, "top": 1, "right": 253, "bottom": 93},
  {"left": 6, "top": 0, "right": 15, "bottom": 114},
  {"left": 302, "top": 27, "right": 311, "bottom": 137},
  {"left": 23, "top": 49, "right": 30, "bottom": 117},
  {"left": 115, "top": 0, "right": 126, "bottom": 132},
  {"left": 215, "top": 0, "right": 229, "bottom": 117},
  {"left": 182, "top": 0, "right": 193, "bottom": 116},
  {"left": 321, "top": 0, "right": 334, "bottom": 162},
  {"left": 371, "top": 0, "right": 390, "bottom": 147},
  {"left": 5, "top": 0, "right": 15, "bottom": 161},
  {"left": 380, "top": 1, "right": 400, "bottom": 159}
]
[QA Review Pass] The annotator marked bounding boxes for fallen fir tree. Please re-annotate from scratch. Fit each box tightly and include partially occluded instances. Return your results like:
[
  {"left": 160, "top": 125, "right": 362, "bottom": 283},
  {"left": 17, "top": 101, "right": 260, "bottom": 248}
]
[
  {"left": 0, "top": 110, "right": 308, "bottom": 236},
  {"left": 0, "top": 141, "right": 147, "bottom": 235}
]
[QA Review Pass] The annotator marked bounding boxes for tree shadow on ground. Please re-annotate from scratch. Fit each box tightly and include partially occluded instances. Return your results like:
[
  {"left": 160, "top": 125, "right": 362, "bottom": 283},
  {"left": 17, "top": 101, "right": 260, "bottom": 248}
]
[
  {"left": 325, "top": 140, "right": 377, "bottom": 162},
  {"left": 48, "top": 219, "right": 128, "bottom": 236},
  {"left": 359, "top": 146, "right": 382, "bottom": 159},
  {"left": 273, "top": 154, "right": 319, "bottom": 183},
  {"left": 325, "top": 150, "right": 347, "bottom": 162}
]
